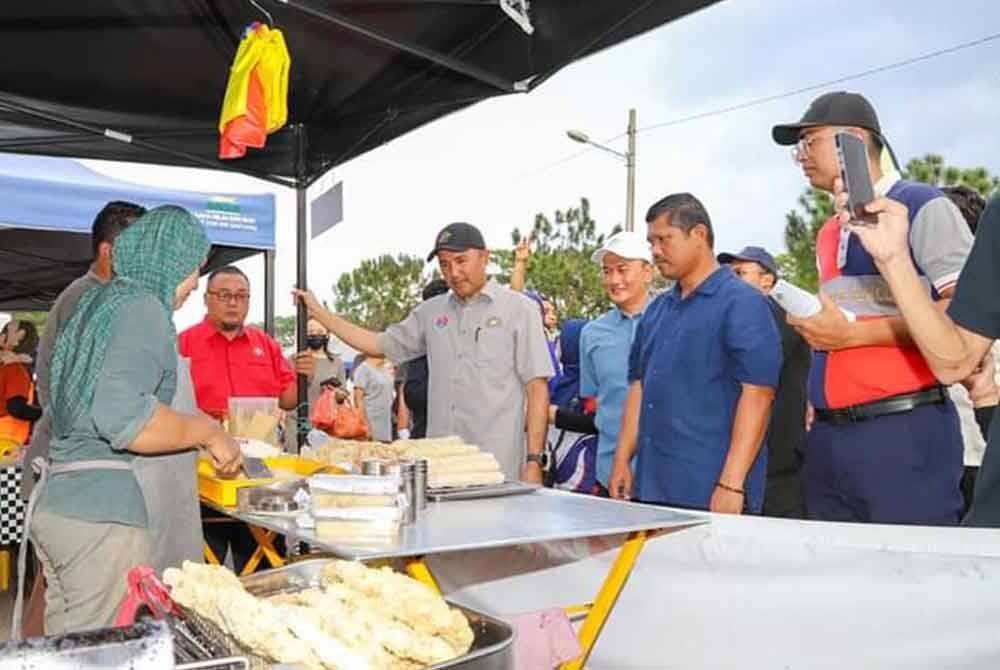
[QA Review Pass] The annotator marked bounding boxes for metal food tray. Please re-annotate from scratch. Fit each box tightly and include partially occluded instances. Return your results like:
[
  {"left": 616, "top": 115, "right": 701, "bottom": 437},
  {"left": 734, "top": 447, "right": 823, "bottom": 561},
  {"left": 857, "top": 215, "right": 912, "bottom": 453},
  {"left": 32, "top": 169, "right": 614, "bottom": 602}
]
[
  {"left": 241, "top": 558, "right": 515, "bottom": 670},
  {"left": 427, "top": 481, "right": 538, "bottom": 501},
  {"left": 0, "top": 620, "right": 175, "bottom": 669}
]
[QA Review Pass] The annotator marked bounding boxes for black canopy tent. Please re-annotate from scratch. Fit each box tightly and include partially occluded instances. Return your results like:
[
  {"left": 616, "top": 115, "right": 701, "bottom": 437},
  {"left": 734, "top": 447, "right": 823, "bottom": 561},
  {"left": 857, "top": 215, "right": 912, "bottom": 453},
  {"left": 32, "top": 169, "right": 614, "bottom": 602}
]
[{"left": 0, "top": 0, "right": 720, "bottom": 440}]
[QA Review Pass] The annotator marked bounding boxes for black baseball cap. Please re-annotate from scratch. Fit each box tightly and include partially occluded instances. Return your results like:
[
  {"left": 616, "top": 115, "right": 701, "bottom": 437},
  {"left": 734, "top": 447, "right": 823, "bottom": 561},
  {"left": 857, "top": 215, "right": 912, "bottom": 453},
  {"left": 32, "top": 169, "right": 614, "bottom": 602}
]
[
  {"left": 717, "top": 246, "right": 778, "bottom": 276},
  {"left": 772, "top": 91, "right": 882, "bottom": 146},
  {"left": 427, "top": 222, "right": 486, "bottom": 261}
]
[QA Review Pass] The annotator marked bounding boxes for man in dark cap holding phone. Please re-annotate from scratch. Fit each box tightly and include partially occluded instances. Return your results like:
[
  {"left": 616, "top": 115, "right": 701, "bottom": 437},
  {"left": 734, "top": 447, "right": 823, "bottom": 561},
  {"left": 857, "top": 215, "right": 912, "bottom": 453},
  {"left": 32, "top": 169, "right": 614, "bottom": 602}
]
[{"left": 772, "top": 91, "right": 973, "bottom": 525}]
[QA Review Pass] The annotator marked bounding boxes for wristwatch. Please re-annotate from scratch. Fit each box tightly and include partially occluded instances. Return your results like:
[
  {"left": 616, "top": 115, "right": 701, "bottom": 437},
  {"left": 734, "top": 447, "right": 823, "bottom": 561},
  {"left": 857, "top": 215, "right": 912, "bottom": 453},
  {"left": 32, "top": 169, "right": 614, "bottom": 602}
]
[{"left": 526, "top": 453, "right": 548, "bottom": 468}]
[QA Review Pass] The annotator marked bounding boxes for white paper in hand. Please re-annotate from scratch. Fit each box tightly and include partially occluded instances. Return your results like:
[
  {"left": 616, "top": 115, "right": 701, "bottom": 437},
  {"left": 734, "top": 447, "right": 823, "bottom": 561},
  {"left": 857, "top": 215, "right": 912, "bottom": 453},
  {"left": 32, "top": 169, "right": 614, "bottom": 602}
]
[{"left": 772, "top": 280, "right": 856, "bottom": 322}]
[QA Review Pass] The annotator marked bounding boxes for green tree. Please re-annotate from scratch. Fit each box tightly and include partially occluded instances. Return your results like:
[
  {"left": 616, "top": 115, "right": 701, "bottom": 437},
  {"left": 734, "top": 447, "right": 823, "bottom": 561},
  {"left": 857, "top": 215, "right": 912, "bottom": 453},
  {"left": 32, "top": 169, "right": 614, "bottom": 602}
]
[
  {"left": 333, "top": 254, "right": 434, "bottom": 331},
  {"left": 903, "top": 154, "right": 1000, "bottom": 197},
  {"left": 493, "top": 197, "right": 622, "bottom": 320},
  {"left": 251, "top": 315, "right": 297, "bottom": 349},
  {"left": 11, "top": 311, "right": 49, "bottom": 340},
  {"left": 774, "top": 189, "right": 833, "bottom": 293},
  {"left": 776, "top": 156, "right": 999, "bottom": 292}
]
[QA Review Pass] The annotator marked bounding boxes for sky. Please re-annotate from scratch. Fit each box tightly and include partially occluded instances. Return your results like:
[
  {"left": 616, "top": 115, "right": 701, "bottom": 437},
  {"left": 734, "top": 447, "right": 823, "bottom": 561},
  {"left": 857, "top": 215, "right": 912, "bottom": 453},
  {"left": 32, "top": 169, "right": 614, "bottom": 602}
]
[{"left": 60, "top": 0, "right": 1000, "bottom": 334}]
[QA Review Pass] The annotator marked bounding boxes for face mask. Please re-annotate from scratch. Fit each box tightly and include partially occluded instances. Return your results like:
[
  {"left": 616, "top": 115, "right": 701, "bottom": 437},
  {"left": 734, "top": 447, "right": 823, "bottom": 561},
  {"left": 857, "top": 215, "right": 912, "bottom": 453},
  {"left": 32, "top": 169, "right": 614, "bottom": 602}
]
[{"left": 306, "top": 335, "right": 329, "bottom": 351}]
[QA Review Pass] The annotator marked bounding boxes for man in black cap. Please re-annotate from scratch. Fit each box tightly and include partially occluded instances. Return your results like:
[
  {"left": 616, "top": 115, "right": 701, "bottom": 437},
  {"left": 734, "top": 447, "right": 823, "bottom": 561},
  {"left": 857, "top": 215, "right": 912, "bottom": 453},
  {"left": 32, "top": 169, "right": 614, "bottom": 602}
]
[
  {"left": 294, "top": 223, "right": 554, "bottom": 483},
  {"left": 718, "top": 246, "right": 809, "bottom": 517},
  {"left": 771, "top": 91, "right": 973, "bottom": 524}
]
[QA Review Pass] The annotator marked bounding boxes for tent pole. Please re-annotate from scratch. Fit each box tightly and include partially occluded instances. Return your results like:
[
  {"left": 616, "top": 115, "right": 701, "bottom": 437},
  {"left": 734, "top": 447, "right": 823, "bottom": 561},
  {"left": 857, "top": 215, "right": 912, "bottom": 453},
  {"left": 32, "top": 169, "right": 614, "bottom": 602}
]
[
  {"left": 264, "top": 250, "right": 276, "bottom": 336},
  {"left": 295, "top": 124, "right": 309, "bottom": 452}
]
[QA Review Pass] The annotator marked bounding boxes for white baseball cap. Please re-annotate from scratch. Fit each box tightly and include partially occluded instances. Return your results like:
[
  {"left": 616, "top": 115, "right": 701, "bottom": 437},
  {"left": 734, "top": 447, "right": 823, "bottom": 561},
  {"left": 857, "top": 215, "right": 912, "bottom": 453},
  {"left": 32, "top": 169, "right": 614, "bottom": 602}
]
[{"left": 591, "top": 231, "right": 652, "bottom": 265}]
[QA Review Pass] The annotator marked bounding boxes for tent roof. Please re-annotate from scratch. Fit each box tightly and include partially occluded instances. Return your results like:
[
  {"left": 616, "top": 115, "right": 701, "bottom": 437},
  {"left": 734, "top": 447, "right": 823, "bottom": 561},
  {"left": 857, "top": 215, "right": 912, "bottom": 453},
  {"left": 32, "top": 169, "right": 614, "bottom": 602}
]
[
  {"left": 0, "top": 1, "right": 718, "bottom": 186},
  {"left": 0, "top": 153, "right": 275, "bottom": 310}
]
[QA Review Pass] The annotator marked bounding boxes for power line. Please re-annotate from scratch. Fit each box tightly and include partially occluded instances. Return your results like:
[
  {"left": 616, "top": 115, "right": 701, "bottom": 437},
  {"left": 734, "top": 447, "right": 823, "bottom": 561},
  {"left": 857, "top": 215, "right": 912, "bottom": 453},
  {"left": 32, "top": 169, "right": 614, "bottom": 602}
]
[
  {"left": 638, "top": 30, "right": 1000, "bottom": 135},
  {"left": 511, "top": 29, "right": 1000, "bottom": 181}
]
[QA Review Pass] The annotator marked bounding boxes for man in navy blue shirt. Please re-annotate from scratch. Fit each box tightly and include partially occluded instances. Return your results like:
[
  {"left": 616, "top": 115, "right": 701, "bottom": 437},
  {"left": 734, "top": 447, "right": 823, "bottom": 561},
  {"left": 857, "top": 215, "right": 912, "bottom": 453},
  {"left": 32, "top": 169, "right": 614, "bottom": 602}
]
[{"left": 609, "top": 193, "right": 782, "bottom": 513}]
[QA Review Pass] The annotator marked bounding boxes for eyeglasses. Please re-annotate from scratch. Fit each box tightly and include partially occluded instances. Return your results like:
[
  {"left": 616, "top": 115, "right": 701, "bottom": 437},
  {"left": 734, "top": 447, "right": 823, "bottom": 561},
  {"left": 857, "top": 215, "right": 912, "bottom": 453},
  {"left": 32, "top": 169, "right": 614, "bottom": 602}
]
[
  {"left": 207, "top": 290, "right": 250, "bottom": 304},
  {"left": 791, "top": 131, "right": 837, "bottom": 162}
]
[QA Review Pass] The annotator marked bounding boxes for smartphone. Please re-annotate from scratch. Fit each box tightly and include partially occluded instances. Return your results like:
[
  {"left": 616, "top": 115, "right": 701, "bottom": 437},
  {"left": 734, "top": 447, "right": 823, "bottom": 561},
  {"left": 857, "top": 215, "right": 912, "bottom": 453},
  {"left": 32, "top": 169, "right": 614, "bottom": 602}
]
[{"left": 835, "top": 131, "right": 877, "bottom": 225}]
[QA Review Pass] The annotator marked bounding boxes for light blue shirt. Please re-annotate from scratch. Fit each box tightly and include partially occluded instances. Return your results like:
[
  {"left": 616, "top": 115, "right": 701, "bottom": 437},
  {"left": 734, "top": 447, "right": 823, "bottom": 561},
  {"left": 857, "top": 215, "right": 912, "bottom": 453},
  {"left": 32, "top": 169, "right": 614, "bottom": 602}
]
[{"left": 580, "top": 299, "right": 648, "bottom": 487}]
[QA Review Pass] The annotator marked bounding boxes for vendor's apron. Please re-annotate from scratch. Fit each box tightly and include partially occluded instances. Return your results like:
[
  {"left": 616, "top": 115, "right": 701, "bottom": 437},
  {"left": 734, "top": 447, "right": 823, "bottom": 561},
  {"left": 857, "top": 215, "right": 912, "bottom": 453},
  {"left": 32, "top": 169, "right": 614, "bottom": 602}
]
[
  {"left": 133, "top": 356, "right": 203, "bottom": 575},
  {"left": 12, "top": 457, "right": 133, "bottom": 639},
  {"left": 11, "top": 358, "right": 203, "bottom": 639}
]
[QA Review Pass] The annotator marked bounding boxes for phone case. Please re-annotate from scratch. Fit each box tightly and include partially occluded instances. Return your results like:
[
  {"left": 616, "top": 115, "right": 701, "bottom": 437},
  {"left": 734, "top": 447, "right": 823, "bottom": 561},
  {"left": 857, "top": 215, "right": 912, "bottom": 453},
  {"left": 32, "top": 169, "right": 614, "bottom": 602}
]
[{"left": 835, "top": 132, "right": 877, "bottom": 224}]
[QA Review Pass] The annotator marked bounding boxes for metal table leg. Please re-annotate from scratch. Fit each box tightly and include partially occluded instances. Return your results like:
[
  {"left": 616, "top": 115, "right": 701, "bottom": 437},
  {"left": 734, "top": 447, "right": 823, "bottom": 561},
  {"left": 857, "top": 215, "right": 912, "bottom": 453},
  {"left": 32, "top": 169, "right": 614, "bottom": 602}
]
[
  {"left": 241, "top": 526, "right": 286, "bottom": 576},
  {"left": 404, "top": 557, "right": 441, "bottom": 595},
  {"left": 202, "top": 542, "right": 222, "bottom": 565},
  {"left": 560, "top": 530, "right": 648, "bottom": 670},
  {"left": 399, "top": 531, "right": 649, "bottom": 670}
]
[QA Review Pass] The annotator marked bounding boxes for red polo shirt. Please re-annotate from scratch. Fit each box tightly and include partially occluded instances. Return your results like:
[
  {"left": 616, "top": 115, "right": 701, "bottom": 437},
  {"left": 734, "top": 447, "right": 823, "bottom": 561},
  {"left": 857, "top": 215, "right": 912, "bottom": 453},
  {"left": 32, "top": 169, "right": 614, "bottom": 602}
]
[{"left": 178, "top": 319, "right": 295, "bottom": 419}]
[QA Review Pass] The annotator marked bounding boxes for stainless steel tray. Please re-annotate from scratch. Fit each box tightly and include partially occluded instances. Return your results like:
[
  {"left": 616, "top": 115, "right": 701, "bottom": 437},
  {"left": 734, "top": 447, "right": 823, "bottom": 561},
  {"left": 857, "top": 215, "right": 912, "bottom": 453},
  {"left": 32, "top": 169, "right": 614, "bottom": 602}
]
[
  {"left": 427, "top": 481, "right": 538, "bottom": 501},
  {"left": 237, "top": 480, "right": 307, "bottom": 515},
  {"left": 241, "top": 558, "right": 515, "bottom": 670},
  {"left": 0, "top": 620, "right": 175, "bottom": 669}
]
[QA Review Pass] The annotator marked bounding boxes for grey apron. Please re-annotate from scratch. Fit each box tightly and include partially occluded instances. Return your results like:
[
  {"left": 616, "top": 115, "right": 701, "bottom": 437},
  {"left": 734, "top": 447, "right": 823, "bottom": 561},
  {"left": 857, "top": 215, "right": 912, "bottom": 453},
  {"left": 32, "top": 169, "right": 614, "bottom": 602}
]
[
  {"left": 132, "top": 356, "right": 203, "bottom": 575},
  {"left": 13, "top": 359, "right": 204, "bottom": 639}
]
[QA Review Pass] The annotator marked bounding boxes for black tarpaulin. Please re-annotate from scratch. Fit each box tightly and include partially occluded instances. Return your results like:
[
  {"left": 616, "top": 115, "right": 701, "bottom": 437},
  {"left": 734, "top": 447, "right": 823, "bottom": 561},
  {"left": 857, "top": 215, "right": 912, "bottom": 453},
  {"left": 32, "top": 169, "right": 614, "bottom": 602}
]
[{"left": 0, "top": 0, "right": 719, "bottom": 186}]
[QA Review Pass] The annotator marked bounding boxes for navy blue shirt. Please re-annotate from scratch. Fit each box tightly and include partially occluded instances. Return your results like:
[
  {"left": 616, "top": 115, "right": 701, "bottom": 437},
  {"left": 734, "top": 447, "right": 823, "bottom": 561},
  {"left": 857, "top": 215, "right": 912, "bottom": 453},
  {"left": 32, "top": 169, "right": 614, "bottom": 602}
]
[{"left": 628, "top": 267, "right": 782, "bottom": 511}]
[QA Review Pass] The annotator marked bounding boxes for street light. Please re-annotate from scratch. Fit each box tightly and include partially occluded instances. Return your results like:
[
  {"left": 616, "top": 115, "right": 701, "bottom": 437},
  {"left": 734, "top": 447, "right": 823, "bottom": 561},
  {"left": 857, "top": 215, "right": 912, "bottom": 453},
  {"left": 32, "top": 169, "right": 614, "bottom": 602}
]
[{"left": 566, "top": 108, "right": 637, "bottom": 231}]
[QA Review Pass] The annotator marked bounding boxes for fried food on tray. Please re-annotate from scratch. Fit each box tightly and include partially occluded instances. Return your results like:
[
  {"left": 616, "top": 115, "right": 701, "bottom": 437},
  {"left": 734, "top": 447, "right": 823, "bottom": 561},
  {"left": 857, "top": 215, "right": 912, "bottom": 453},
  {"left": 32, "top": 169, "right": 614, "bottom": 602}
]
[
  {"left": 164, "top": 562, "right": 324, "bottom": 668},
  {"left": 308, "top": 436, "right": 506, "bottom": 489},
  {"left": 163, "top": 560, "right": 474, "bottom": 670},
  {"left": 321, "top": 560, "right": 474, "bottom": 654}
]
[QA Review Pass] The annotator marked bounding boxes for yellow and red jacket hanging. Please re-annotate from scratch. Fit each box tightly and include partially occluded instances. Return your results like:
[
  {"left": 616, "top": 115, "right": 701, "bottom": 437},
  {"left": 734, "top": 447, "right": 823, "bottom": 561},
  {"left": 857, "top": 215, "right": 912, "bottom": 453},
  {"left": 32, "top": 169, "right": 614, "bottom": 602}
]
[{"left": 218, "top": 22, "right": 290, "bottom": 160}]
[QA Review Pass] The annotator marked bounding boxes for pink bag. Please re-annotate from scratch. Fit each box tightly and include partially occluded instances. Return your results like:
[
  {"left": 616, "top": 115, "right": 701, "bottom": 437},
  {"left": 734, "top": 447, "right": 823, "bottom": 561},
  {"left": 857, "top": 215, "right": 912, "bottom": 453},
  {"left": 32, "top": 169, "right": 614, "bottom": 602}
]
[{"left": 508, "top": 608, "right": 582, "bottom": 669}]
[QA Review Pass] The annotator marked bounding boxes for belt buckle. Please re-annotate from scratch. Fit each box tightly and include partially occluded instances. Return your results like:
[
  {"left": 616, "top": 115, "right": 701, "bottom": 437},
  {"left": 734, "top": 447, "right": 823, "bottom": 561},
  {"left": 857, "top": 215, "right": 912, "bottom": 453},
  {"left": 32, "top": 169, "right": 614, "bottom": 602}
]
[{"left": 846, "top": 406, "right": 862, "bottom": 423}]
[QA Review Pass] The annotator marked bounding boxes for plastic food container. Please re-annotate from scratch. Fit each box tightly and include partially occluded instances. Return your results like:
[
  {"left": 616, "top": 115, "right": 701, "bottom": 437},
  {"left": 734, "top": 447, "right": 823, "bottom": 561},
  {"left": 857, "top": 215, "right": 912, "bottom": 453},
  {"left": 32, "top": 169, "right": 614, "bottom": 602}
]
[
  {"left": 198, "top": 456, "right": 333, "bottom": 507},
  {"left": 227, "top": 396, "right": 281, "bottom": 446}
]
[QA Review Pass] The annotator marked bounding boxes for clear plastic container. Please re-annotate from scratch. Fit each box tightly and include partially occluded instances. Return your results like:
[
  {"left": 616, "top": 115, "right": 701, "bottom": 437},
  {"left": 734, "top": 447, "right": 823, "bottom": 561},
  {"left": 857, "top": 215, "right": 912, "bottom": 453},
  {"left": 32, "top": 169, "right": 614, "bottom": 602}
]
[{"left": 227, "top": 396, "right": 282, "bottom": 446}]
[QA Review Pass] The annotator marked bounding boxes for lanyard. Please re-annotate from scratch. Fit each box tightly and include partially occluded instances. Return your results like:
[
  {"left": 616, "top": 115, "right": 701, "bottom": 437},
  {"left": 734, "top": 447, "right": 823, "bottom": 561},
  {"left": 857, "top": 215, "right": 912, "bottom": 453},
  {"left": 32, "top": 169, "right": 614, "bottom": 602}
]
[{"left": 836, "top": 228, "right": 851, "bottom": 270}]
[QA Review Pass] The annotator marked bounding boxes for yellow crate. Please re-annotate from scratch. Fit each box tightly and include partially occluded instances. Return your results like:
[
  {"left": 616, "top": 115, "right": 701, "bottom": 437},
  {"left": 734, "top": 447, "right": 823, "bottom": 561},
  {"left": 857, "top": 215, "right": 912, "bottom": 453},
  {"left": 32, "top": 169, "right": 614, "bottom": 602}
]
[{"left": 198, "top": 455, "right": 337, "bottom": 507}]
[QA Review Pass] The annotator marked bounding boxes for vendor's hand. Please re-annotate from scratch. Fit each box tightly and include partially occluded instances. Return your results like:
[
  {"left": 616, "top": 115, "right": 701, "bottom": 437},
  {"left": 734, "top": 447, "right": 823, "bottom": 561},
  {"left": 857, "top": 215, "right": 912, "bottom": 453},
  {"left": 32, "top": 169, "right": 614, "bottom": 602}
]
[
  {"left": 963, "top": 354, "right": 1000, "bottom": 408},
  {"left": 520, "top": 461, "right": 544, "bottom": 485},
  {"left": 293, "top": 351, "right": 316, "bottom": 378},
  {"left": 787, "top": 292, "right": 853, "bottom": 351},
  {"left": 206, "top": 430, "right": 242, "bottom": 478},
  {"left": 833, "top": 177, "right": 911, "bottom": 267},
  {"left": 709, "top": 484, "right": 744, "bottom": 515},
  {"left": 608, "top": 459, "right": 633, "bottom": 501},
  {"left": 514, "top": 234, "right": 532, "bottom": 264},
  {"left": 291, "top": 288, "right": 324, "bottom": 318}
]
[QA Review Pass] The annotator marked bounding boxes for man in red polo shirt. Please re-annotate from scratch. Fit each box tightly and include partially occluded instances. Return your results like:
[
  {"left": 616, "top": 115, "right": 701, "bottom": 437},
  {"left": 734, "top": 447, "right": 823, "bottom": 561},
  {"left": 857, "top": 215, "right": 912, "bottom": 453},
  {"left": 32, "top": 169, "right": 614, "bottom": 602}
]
[
  {"left": 180, "top": 265, "right": 313, "bottom": 572},
  {"left": 179, "top": 266, "right": 312, "bottom": 419}
]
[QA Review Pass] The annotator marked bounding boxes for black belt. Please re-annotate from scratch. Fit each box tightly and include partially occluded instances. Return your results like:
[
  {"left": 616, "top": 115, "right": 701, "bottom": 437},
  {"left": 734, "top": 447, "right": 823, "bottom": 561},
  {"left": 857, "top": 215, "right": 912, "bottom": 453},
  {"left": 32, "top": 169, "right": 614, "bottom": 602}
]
[{"left": 814, "top": 387, "right": 947, "bottom": 425}]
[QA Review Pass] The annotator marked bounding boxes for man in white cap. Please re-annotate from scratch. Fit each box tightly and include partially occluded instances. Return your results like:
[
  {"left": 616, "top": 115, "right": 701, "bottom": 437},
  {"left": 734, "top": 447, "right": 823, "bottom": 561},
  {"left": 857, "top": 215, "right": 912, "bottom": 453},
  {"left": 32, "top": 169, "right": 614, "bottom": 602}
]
[{"left": 579, "top": 231, "right": 655, "bottom": 495}]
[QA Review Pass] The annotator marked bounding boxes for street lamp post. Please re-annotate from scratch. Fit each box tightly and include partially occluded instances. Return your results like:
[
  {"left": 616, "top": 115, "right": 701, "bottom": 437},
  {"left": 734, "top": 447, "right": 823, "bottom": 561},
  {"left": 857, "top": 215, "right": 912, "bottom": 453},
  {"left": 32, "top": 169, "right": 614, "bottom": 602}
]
[{"left": 567, "top": 108, "right": 637, "bottom": 231}]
